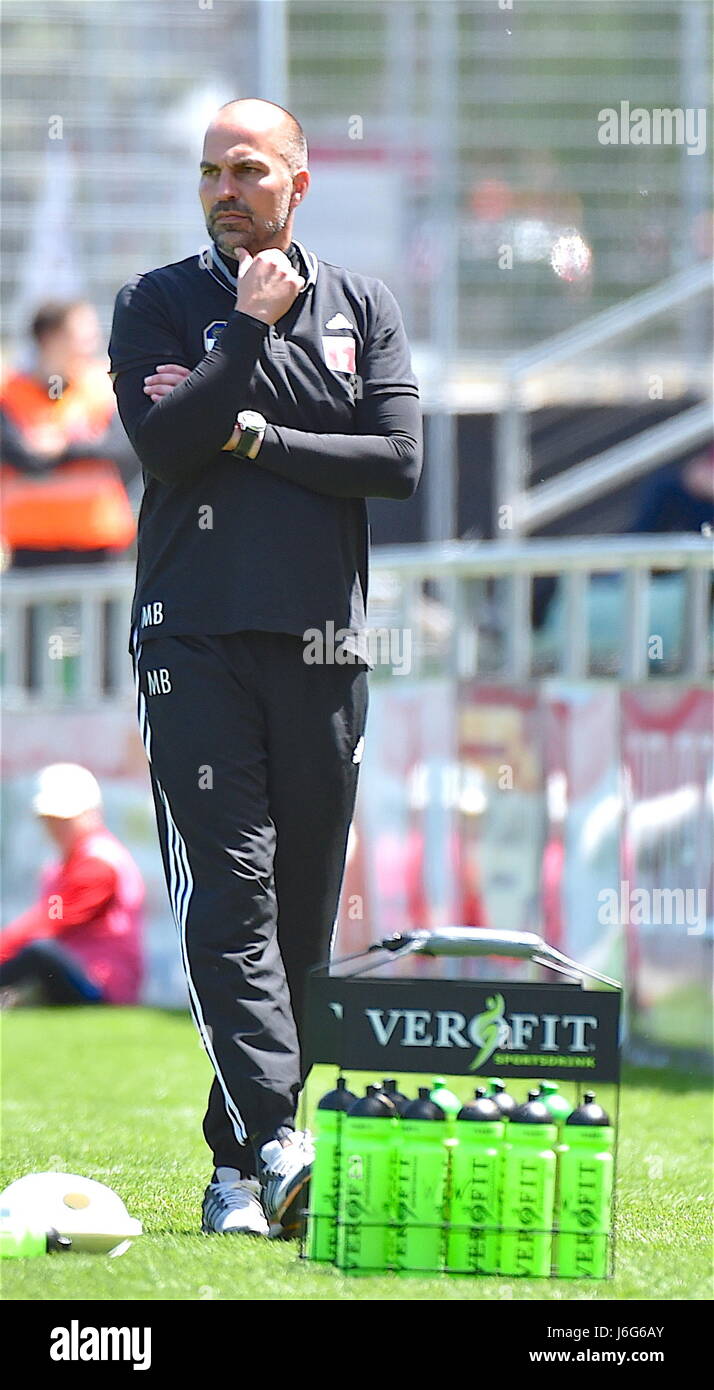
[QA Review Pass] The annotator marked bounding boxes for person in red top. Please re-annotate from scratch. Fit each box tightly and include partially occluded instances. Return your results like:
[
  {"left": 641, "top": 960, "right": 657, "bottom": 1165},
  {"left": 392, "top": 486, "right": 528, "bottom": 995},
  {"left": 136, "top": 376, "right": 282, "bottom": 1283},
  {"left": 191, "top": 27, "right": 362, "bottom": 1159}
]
[{"left": 0, "top": 764, "right": 145, "bottom": 1007}]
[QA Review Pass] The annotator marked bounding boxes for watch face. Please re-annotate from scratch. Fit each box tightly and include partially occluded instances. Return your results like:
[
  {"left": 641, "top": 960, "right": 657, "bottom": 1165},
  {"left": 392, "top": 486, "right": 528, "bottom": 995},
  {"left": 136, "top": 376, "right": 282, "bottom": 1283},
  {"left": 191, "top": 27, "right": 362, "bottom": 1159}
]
[{"left": 239, "top": 411, "right": 266, "bottom": 431}]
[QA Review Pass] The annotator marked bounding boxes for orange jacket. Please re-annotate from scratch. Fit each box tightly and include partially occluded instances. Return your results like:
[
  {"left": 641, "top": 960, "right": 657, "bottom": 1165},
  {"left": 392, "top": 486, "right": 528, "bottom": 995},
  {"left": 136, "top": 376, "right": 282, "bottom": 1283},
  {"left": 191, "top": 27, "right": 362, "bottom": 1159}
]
[{"left": 0, "top": 367, "right": 135, "bottom": 551}]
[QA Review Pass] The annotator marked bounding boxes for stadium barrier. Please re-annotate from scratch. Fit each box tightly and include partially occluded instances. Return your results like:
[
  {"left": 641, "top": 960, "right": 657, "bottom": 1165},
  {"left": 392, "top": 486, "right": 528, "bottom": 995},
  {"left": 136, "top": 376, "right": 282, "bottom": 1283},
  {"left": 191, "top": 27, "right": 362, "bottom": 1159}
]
[{"left": 1, "top": 534, "right": 711, "bottom": 704}]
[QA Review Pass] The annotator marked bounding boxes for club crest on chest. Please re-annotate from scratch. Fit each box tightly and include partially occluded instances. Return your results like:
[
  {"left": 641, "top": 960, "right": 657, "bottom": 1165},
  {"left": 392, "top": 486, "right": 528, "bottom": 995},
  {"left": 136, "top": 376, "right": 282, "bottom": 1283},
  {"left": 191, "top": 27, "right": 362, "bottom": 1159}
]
[
  {"left": 321, "top": 335, "right": 356, "bottom": 374},
  {"left": 203, "top": 321, "right": 227, "bottom": 352}
]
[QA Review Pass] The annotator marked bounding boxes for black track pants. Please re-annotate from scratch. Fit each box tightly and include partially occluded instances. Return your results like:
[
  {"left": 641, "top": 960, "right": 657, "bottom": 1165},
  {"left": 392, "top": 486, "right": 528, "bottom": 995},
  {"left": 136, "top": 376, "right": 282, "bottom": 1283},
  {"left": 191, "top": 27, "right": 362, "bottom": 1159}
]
[{"left": 130, "top": 629, "right": 368, "bottom": 1174}]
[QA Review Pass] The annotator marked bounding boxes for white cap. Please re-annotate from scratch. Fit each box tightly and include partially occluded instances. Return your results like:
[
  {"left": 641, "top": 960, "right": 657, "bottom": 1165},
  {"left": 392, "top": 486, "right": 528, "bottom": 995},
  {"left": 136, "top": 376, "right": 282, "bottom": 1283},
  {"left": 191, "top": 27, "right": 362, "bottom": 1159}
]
[
  {"left": 32, "top": 764, "right": 102, "bottom": 819},
  {"left": 0, "top": 1171, "right": 142, "bottom": 1255}
]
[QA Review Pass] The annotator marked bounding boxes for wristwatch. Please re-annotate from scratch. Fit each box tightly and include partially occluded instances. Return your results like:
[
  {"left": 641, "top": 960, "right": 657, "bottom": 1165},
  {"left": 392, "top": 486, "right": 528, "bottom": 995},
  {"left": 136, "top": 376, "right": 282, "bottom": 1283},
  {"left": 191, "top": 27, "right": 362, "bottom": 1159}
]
[{"left": 230, "top": 410, "right": 267, "bottom": 460}]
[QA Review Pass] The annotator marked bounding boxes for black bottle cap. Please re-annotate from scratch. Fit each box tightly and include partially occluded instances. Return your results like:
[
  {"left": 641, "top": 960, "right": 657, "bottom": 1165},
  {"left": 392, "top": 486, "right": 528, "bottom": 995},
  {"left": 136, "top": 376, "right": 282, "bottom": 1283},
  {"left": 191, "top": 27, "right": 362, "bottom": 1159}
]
[
  {"left": 402, "top": 1086, "right": 445, "bottom": 1121},
  {"left": 511, "top": 1089, "right": 554, "bottom": 1124},
  {"left": 566, "top": 1091, "right": 611, "bottom": 1126},
  {"left": 457, "top": 1090, "right": 502, "bottom": 1122},
  {"left": 317, "top": 1075, "right": 358, "bottom": 1111},
  {"left": 489, "top": 1084, "right": 518, "bottom": 1115},
  {"left": 347, "top": 1083, "right": 397, "bottom": 1117},
  {"left": 46, "top": 1226, "right": 72, "bottom": 1253},
  {"left": 382, "top": 1078, "right": 410, "bottom": 1114}
]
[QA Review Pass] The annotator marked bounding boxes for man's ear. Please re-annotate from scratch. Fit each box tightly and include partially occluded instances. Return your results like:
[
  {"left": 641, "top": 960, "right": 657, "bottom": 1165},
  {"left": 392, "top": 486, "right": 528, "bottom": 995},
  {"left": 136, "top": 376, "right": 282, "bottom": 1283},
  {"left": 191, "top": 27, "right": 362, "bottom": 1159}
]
[{"left": 291, "top": 171, "right": 310, "bottom": 209}]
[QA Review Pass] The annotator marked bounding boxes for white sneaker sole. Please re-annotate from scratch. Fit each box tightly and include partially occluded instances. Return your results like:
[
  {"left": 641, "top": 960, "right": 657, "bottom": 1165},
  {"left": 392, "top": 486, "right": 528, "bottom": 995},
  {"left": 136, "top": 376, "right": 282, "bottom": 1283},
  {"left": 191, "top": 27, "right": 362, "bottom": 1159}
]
[{"left": 201, "top": 1220, "right": 269, "bottom": 1237}]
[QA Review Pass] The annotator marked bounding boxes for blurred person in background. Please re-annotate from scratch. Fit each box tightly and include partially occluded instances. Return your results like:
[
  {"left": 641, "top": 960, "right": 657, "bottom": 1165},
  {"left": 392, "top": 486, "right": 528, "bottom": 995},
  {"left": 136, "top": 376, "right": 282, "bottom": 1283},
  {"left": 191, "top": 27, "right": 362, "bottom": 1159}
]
[
  {"left": 531, "top": 443, "right": 713, "bottom": 633},
  {"left": 630, "top": 442, "right": 714, "bottom": 536},
  {"left": 0, "top": 764, "right": 145, "bottom": 1008},
  {"left": 0, "top": 300, "right": 140, "bottom": 567}
]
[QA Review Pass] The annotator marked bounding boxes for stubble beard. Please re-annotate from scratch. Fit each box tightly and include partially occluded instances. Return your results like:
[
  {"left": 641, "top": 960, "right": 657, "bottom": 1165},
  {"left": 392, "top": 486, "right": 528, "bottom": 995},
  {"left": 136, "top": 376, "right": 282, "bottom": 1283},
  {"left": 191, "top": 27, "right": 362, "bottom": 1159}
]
[{"left": 208, "top": 186, "right": 294, "bottom": 261}]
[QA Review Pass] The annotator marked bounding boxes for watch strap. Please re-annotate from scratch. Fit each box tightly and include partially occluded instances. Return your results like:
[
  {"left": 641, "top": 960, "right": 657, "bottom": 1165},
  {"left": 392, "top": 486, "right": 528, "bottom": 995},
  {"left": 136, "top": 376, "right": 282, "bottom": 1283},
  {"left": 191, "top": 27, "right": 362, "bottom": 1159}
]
[{"left": 231, "top": 416, "right": 266, "bottom": 459}]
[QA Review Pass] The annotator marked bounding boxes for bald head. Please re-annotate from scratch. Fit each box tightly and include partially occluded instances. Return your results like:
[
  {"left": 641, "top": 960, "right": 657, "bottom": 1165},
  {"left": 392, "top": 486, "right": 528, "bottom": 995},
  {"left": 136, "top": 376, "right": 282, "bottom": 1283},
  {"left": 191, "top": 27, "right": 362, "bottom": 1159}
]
[
  {"left": 210, "top": 98, "right": 308, "bottom": 175},
  {"left": 199, "top": 97, "right": 310, "bottom": 259}
]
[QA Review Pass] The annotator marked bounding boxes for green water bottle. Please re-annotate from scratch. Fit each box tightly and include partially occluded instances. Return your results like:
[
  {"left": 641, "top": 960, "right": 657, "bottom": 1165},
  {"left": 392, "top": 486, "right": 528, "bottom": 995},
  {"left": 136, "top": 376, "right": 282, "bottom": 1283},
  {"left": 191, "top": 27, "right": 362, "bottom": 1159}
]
[
  {"left": 499, "top": 1089, "right": 557, "bottom": 1277},
  {"left": 308, "top": 1076, "right": 358, "bottom": 1262},
  {"left": 447, "top": 1088, "right": 504, "bottom": 1275},
  {"left": 0, "top": 1212, "right": 71, "bottom": 1259},
  {"left": 556, "top": 1091, "right": 614, "bottom": 1279},
  {"left": 394, "top": 1088, "right": 448, "bottom": 1274},
  {"left": 538, "top": 1080, "right": 573, "bottom": 1217},
  {"left": 336, "top": 1084, "right": 398, "bottom": 1273},
  {"left": 538, "top": 1081, "right": 573, "bottom": 1124},
  {"left": 429, "top": 1077, "right": 461, "bottom": 1136},
  {"left": 382, "top": 1079, "right": 410, "bottom": 1115},
  {"left": 486, "top": 1078, "right": 518, "bottom": 1118}
]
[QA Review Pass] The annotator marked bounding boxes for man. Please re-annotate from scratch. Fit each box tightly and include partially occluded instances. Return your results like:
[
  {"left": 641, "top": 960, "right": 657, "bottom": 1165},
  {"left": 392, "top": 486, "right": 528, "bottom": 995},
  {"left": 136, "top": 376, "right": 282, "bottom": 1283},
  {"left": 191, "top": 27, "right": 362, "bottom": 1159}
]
[
  {"left": 631, "top": 443, "right": 714, "bottom": 535},
  {"left": 0, "top": 764, "right": 144, "bottom": 1007},
  {"left": 0, "top": 300, "right": 139, "bottom": 567},
  {"left": 108, "top": 97, "right": 422, "bottom": 1239}
]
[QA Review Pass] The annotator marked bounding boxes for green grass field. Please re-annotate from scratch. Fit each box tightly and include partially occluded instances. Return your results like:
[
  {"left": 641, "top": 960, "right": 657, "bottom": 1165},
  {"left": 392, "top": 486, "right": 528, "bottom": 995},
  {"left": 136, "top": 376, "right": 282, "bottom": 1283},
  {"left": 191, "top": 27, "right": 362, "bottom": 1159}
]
[{"left": 1, "top": 1007, "right": 712, "bottom": 1301}]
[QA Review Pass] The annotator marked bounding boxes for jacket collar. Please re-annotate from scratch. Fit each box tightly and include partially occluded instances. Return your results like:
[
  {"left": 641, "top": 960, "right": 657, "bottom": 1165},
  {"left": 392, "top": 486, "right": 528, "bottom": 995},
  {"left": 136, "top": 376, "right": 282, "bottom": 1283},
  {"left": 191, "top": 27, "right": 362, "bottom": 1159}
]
[{"left": 202, "top": 239, "right": 318, "bottom": 297}]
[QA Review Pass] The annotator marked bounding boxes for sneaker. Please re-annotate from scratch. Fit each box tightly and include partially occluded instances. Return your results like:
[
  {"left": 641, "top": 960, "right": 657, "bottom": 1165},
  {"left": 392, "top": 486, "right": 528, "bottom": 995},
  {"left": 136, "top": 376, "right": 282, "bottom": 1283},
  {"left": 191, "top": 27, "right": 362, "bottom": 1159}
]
[
  {"left": 201, "top": 1167, "right": 270, "bottom": 1236},
  {"left": 257, "top": 1129, "right": 314, "bottom": 1236}
]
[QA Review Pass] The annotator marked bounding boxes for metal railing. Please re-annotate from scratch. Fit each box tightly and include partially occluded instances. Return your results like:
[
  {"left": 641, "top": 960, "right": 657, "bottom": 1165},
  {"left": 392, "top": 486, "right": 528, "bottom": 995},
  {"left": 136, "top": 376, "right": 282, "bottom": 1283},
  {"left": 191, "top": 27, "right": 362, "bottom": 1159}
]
[
  {"left": 2, "top": 535, "right": 711, "bottom": 706},
  {"left": 495, "top": 262, "right": 714, "bottom": 535},
  {"left": 1, "top": 563, "right": 134, "bottom": 709},
  {"left": 371, "top": 534, "right": 713, "bottom": 682}
]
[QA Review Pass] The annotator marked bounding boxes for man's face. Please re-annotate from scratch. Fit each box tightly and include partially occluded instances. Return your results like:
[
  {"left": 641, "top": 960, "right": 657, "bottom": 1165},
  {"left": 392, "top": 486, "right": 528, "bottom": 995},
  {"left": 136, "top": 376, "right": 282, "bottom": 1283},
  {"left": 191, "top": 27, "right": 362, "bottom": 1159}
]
[
  {"left": 40, "top": 816, "right": 76, "bottom": 853},
  {"left": 41, "top": 305, "right": 100, "bottom": 375},
  {"left": 684, "top": 448, "right": 714, "bottom": 500},
  {"left": 199, "top": 122, "right": 304, "bottom": 260}
]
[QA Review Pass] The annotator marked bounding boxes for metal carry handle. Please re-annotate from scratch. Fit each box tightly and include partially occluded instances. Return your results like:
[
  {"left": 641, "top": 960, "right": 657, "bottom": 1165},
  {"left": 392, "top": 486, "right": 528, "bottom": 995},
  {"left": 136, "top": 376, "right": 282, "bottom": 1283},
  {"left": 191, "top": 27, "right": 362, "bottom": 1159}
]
[{"left": 327, "top": 926, "right": 621, "bottom": 990}]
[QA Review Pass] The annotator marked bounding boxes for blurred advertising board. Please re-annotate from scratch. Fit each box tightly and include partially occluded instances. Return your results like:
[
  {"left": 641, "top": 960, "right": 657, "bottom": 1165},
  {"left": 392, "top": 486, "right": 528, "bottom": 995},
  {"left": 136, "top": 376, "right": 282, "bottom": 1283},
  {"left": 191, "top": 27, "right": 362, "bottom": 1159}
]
[
  {"left": 620, "top": 689, "right": 713, "bottom": 1057},
  {"left": 3, "top": 683, "right": 712, "bottom": 1056}
]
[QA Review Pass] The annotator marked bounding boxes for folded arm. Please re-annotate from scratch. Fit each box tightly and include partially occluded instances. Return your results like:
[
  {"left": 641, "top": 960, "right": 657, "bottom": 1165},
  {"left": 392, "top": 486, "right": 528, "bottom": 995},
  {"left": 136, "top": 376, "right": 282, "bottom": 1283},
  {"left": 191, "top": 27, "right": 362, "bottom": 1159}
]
[
  {"left": 110, "top": 271, "right": 422, "bottom": 498},
  {"left": 254, "top": 391, "right": 422, "bottom": 500},
  {"left": 254, "top": 279, "right": 422, "bottom": 499},
  {"left": 110, "top": 275, "right": 269, "bottom": 486}
]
